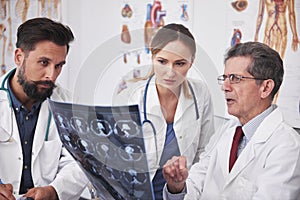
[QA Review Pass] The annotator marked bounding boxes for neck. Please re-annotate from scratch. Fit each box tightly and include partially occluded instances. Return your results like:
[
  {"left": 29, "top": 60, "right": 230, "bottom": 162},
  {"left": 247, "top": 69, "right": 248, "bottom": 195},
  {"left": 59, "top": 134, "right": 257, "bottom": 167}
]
[
  {"left": 239, "top": 102, "right": 272, "bottom": 125},
  {"left": 156, "top": 84, "right": 180, "bottom": 123},
  {"left": 156, "top": 84, "right": 180, "bottom": 99}
]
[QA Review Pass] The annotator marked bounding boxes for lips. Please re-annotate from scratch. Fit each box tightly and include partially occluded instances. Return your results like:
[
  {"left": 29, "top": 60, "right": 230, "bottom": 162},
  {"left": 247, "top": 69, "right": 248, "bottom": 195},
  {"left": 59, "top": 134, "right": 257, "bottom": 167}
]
[
  {"left": 163, "top": 79, "right": 176, "bottom": 84},
  {"left": 33, "top": 80, "right": 55, "bottom": 89},
  {"left": 225, "top": 96, "right": 236, "bottom": 105},
  {"left": 39, "top": 83, "right": 51, "bottom": 89}
]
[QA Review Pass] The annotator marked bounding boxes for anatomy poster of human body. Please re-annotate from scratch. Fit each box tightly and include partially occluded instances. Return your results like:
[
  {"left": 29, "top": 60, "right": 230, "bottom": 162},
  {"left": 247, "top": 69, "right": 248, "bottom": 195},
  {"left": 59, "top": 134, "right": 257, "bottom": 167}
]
[
  {"left": 225, "top": 0, "right": 300, "bottom": 128},
  {"left": 0, "top": 0, "right": 61, "bottom": 75},
  {"left": 48, "top": 99, "right": 154, "bottom": 200},
  {"left": 196, "top": 0, "right": 300, "bottom": 128}
]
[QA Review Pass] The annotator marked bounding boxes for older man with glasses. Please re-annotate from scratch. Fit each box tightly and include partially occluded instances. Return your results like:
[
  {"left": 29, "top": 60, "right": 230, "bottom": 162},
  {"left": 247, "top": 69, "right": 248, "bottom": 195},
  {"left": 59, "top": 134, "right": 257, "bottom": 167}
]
[{"left": 162, "top": 41, "right": 300, "bottom": 200}]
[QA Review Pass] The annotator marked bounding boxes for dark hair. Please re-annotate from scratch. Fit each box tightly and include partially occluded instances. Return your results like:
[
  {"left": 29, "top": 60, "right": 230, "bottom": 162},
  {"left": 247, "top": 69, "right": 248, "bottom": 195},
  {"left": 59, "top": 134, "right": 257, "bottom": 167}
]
[
  {"left": 224, "top": 42, "right": 283, "bottom": 99},
  {"left": 150, "top": 23, "right": 196, "bottom": 60},
  {"left": 16, "top": 17, "right": 74, "bottom": 54}
]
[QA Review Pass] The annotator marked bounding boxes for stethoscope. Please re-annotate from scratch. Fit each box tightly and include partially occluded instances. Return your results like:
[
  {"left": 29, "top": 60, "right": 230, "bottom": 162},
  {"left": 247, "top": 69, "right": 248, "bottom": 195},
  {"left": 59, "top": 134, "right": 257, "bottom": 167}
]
[
  {"left": 0, "top": 69, "right": 52, "bottom": 143},
  {"left": 142, "top": 75, "right": 199, "bottom": 163}
]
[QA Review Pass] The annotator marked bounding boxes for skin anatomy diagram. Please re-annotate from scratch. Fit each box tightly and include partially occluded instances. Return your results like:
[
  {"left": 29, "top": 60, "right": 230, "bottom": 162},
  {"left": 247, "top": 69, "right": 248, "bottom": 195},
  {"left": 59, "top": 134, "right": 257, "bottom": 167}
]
[
  {"left": 48, "top": 100, "right": 154, "bottom": 200},
  {"left": 254, "top": 0, "right": 299, "bottom": 59}
]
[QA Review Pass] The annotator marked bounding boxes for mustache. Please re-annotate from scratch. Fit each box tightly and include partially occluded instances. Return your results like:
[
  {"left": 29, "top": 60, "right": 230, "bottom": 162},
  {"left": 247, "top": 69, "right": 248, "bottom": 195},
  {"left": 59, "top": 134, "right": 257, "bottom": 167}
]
[{"left": 32, "top": 80, "right": 56, "bottom": 88}]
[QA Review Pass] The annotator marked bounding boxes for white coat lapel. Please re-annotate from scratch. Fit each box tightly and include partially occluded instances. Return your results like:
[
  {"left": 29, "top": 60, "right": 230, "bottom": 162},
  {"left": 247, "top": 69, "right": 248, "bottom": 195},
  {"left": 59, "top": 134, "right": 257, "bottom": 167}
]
[
  {"left": 145, "top": 81, "right": 163, "bottom": 119},
  {"left": 220, "top": 126, "right": 237, "bottom": 178},
  {"left": 142, "top": 79, "right": 166, "bottom": 174},
  {"left": 32, "top": 101, "right": 50, "bottom": 161},
  {"left": 225, "top": 108, "right": 283, "bottom": 185},
  {"left": 174, "top": 85, "right": 194, "bottom": 123},
  {"left": 0, "top": 89, "right": 22, "bottom": 145}
]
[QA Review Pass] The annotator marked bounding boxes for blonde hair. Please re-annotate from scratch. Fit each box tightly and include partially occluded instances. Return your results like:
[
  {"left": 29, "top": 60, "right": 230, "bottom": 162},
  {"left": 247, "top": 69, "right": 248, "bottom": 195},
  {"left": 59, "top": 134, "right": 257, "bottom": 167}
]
[{"left": 131, "top": 23, "right": 196, "bottom": 98}]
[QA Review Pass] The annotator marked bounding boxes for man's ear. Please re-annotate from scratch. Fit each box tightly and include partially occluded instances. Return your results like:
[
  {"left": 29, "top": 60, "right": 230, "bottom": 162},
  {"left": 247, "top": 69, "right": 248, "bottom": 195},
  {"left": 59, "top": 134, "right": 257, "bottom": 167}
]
[
  {"left": 260, "top": 79, "right": 274, "bottom": 99},
  {"left": 14, "top": 48, "right": 25, "bottom": 66}
]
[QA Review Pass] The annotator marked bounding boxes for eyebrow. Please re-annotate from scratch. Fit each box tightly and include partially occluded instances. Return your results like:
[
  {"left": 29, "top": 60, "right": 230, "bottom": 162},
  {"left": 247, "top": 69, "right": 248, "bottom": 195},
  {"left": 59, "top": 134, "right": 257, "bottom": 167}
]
[
  {"left": 39, "top": 56, "right": 66, "bottom": 65},
  {"left": 156, "top": 57, "right": 188, "bottom": 62}
]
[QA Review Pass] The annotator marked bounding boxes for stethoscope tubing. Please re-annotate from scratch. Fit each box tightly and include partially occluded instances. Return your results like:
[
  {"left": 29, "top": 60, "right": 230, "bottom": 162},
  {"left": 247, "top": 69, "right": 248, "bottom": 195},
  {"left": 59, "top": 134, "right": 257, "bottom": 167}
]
[
  {"left": 142, "top": 75, "right": 199, "bottom": 164},
  {"left": 0, "top": 69, "right": 51, "bottom": 142},
  {"left": 143, "top": 75, "right": 199, "bottom": 125}
]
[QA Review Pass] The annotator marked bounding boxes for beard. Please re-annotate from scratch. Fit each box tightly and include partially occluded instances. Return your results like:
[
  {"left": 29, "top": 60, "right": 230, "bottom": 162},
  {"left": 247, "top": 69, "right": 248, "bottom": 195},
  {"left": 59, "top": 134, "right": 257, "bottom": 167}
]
[{"left": 17, "top": 63, "right": 57, "bottom": 102}]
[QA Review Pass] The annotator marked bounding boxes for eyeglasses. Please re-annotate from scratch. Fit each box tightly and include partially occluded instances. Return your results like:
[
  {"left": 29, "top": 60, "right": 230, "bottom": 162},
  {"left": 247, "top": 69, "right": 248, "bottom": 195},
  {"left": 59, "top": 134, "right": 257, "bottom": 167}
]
[{"left": 217, "top": 74, "right": 267, "bottom": 85}]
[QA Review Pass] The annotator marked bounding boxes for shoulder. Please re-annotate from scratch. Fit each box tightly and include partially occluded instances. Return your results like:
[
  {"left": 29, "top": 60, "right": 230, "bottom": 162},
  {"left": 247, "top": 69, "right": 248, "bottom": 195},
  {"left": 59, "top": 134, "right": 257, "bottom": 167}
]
[
  {"left": 187, "top": 78, "right": 212, "bottom": 103},
  {"left": 51, "top": 84, "right": 73, "bottom": 102},
  {"left": 187, "top": 78, "right": 210, "bottom": 93},
  {"left": 112, "top": 79, "right": 148, "bottom": 105}
]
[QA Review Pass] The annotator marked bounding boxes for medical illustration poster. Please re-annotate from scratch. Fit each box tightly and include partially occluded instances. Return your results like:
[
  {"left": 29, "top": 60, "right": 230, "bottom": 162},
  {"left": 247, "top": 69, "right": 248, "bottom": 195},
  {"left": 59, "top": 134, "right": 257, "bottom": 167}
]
[
  {"left": 48, "top": 99, "right": 154, "bottom": 200},
  {"left": 222, "top": 0, "right": 300, "bottom": 127},
  {"left": 117, "top": 0, "right": 193, "bottom": 94},
  {"left": 0, "top": 0, "right": 62, "bottom": 76}
]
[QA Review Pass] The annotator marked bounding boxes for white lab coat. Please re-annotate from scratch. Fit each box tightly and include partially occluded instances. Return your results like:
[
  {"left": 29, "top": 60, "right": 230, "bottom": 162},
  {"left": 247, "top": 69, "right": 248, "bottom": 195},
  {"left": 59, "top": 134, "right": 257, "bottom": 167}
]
[
  {"left": 0, "top": 69, "right": 89, "bottom": 200},
  {"left": 114, "top": 75, "right": 215, "bottom": 179},
  {"left": 164, "top": 106, "right": 300, "bottom": 200}
]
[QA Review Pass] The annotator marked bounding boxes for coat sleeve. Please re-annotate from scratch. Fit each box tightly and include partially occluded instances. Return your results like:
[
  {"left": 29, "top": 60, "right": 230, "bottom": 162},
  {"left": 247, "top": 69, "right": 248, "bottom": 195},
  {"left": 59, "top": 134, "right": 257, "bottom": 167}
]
[{"left": 50, "top": 147, "right": 89, "bottom": 200}]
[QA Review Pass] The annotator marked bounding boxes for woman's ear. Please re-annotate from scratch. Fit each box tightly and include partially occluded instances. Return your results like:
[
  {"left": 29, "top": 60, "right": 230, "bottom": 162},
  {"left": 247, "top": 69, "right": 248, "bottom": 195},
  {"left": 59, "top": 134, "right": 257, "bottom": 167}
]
[
  {"left": 14, "top": 48, "right": 25, "bottom": 66},
  {"left": 260, "top": 79, "right": 274, "bottom": 99}
]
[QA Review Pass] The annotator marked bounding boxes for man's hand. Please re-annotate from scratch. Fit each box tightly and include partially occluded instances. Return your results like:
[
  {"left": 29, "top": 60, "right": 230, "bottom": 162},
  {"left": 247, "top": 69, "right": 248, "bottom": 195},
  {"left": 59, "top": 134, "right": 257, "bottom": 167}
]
[
  {"left": 24, "top": 186, "right": 58, "bottom": 200},
  {"left": 0, "top": 183, "right": 15, "bottom": 200},
  {"left": 162, "top": 156, "right": 188, "bottom": 194}
]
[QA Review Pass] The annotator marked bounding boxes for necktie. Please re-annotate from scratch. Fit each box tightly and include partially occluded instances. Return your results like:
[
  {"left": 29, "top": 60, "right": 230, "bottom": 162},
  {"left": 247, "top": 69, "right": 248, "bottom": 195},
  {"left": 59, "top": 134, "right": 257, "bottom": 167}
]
[{"left": 229, "top": 126, "right": 244, "bottom": 172}]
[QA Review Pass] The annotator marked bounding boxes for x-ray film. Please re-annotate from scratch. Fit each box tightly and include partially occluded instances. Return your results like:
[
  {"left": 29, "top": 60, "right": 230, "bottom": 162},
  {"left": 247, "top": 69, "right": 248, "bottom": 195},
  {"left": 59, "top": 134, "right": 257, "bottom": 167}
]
[{"left": 48, "top": 99, "right": 155, "bottom": 200}]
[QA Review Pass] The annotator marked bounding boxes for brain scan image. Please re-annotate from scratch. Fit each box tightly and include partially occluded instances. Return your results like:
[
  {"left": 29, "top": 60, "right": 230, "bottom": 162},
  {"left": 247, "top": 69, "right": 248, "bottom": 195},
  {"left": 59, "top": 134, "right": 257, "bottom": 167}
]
[
  {"left": 77, "top": 138, "right": 95, "bottom": 154},
  {"left": 70, "top": 117, "right": 89, "bottom": 134},
  {"left": 122, "top": 169, "right": 147, "bottom": 185},
  {"left": 96, "top": 142, "right": 115, "bottom": 160},
  {"left": 114, "top": 120, "right": 139, "bottom": 139},
  {"left": 60, "top": 130, "right": 78, "bottom": 150},
  {"left": 54, "top": 113, "right": 70, "bottom": 130},
  {"left": 82, "top": 155, "right": 104, "bottom": 176},
  {"left": 105, "top": 166, "right": 121, "bottom": 181},
  {"left": 119, "top": 144, "right": 143, "bottom": 161},
  {"left": 91, "top": 119, "right": 112, "bottom": 137}
]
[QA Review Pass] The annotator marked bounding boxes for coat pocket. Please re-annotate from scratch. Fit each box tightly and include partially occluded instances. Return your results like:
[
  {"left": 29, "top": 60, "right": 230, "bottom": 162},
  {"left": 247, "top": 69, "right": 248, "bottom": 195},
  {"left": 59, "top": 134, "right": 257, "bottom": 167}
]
[{"left": 34, "top": 140, "right": 62, "bottom": 183}]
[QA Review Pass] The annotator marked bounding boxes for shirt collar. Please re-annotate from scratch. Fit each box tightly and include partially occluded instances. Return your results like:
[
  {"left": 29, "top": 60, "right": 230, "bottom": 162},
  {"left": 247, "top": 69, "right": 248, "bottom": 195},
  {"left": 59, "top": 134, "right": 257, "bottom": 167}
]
[{"left": 242, "top": 105, "right": 276, "bottom": 142}]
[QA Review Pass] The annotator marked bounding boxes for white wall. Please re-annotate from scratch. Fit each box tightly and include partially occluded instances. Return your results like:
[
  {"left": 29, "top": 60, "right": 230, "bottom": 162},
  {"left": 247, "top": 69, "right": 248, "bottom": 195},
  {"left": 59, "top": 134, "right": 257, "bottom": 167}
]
[
  {"left": 59, "top": 0, "right": 226, "bottom": 119},
  {"left": 59, "top": 1, "right": 300, "bottom": 127}
]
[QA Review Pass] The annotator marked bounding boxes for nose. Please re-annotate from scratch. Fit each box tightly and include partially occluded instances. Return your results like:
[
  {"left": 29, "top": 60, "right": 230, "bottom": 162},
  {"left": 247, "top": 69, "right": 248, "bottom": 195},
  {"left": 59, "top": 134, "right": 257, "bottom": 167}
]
[
  {"left": 166, "top": 65, "right": 176, "bottom": 77},
  {"left": 221, "top": 78, "right": 231, "bottom": 92},
  {"left": 46, "top": 65, "right": 59, "bottom": 82}
]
